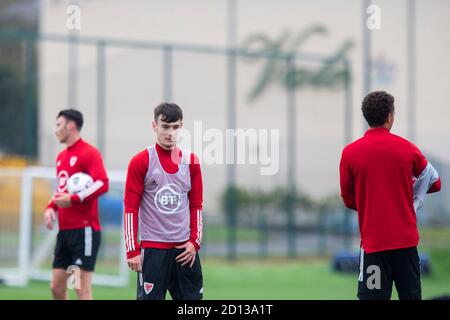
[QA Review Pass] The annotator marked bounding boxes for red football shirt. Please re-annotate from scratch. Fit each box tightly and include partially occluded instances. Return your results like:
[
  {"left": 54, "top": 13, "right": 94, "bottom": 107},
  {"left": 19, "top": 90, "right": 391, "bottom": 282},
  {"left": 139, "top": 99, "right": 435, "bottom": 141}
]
[
  {"left": 47, "top": 138, "right": 109, "bottom": 231},
  {"left": 339, "top": 127, "right": 441, "bottom": 253}
]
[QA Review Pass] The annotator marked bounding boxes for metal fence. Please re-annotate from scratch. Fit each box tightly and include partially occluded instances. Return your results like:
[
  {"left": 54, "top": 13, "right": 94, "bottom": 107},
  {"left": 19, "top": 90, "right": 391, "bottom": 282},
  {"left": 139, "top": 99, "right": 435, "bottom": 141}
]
[{"left": 1, "top": 30, "right": 446, "bottom": 262}]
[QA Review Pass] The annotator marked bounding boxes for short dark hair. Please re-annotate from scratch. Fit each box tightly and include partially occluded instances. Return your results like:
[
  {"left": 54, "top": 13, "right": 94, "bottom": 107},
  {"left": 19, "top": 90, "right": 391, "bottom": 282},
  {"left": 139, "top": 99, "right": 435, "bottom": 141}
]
[
  {"left": 361, "top": 91, "right": 395, "bottom": 127},
  {"left": 57, "top": 109, "right": 83, "bottom": 131},
  {"left": 154, "top": 102, "right": 183, "bottom": 123}
]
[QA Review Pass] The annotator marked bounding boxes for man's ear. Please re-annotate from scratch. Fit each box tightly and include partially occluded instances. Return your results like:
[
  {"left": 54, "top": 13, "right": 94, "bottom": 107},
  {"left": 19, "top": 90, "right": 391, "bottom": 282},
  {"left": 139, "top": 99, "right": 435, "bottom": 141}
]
[
  {"left": 152, "top": 121, "right": 157, "bottom": 132},
  {"left": 386, "top": 112, "right": 394, "bottom": 129},
  {"left": 66, "top": 121, "right": 75, "bottom": 131}
]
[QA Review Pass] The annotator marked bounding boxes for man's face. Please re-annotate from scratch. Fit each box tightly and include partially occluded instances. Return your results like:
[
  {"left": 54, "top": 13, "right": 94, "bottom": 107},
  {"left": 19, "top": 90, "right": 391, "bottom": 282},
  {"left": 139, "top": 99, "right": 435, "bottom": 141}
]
[
  {"left": 55, "top": 116, "right": 77, "bottom": 143},
  {"left": 152, "top": 116, "right": 182, "bottom": 150},
  {"left": 55, "top": 116, "right": 70, "bottom": 143}
]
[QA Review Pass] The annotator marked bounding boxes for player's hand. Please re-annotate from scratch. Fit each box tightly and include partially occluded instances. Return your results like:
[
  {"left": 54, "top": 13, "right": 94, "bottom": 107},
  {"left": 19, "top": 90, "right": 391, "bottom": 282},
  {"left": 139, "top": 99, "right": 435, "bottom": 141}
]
[
  {"left": 175, "top": 241, "right": 197, "bottom": 268},
  {"left": 53, "top": 192, "right": 72, "bottom": 208},
  {"left": 44, "top": 208, "right": 56, "bottom": 230},
  {"left": 127, "top": 255, "right": 142, "bottom": 272}
]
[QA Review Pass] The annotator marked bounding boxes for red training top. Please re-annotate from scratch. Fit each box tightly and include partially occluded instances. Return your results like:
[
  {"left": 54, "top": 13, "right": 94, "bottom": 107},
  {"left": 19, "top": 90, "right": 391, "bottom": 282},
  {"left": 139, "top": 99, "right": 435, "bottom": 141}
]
[
  {"left": 47, "top": 138, "right": 109, "bottom": 231},
  {"left": 339, "top": 127, "right": 441, "bottom": 253}
]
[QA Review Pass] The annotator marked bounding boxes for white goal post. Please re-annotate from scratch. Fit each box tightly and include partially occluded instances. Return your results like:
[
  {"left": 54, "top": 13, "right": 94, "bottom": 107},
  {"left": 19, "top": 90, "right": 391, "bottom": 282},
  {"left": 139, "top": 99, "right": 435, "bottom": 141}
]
[{"left": 0, "top": 167, "right": 129, "bottom": 287}]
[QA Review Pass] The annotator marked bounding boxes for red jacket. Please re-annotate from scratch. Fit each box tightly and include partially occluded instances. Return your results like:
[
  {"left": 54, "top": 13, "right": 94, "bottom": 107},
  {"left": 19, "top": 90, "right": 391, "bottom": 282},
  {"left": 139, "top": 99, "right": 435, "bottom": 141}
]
[{"left": 339, "top": 128, "right": 441, "bottom": 253}]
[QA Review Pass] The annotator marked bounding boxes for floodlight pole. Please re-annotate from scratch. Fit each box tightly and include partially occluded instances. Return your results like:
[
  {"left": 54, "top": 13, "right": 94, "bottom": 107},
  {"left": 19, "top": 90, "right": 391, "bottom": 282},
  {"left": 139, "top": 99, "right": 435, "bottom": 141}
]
[
  {"left": 407, "top": 0, "right": 416, "bottom": 143},
  {"left": 362, "top": 0, "right": 372, "bottom": 132},
  {"left": 226, "top": 0, "right": 238, "bottom": 260}
]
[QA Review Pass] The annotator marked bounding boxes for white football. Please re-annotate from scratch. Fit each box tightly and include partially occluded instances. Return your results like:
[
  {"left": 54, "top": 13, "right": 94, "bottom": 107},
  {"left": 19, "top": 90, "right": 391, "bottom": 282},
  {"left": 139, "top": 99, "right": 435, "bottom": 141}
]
[{"left": 67, "top": 172, "right": 94, "bottom": 194}]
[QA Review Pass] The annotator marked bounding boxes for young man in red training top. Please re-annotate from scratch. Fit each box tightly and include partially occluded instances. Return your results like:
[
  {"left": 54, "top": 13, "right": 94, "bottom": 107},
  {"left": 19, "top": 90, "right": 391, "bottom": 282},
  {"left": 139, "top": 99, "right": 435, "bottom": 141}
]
[
  {"left": 340, "top": 91, "right": 441, "bottom": 300},
  {"left": 44, "top": 109, "right": 109, "bottom": 300},
  {"left": 124, "top": 102, "right": 203, "bottom": 300}
]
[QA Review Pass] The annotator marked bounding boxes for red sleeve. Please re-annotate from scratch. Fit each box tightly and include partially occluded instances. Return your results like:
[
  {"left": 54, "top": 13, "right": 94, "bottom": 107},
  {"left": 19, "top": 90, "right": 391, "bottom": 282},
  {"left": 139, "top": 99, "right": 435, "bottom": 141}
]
[
  {"left": 428, "top": 177, "right": 441, "bottom": 193},
  {"left": 339, "top": 148, "right": 357, "bottom": 211},
  {"left": 71, "top": 148, "right": 109, "bottom": 204},
  {"left": 47, "top": 199, "right": 58, "bottom": 211},
  {"left": 187, "top": 153, "right": 203, "bottom": 251},
  {"left": 124, "top": 150, "right": 148, "bottom": 259},
  {"left": 46, "top": 157, "right": 59, "bottom": 211},
  {"left": 410, "top": 143, "right": 441, "bottom": 193},
  {"left": 411, "top": 144, "right": 428, "bottom": 178}
]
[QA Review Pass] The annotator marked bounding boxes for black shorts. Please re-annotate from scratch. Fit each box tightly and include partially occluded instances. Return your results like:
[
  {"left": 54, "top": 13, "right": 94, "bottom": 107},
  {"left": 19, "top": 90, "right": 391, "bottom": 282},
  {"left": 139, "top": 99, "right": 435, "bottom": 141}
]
[
  {"left": 137, "top": 247, "right": 203, "bottom": 300},
  {"left": 357, "top": 246, "right": 421, "bottom": 300},
  {"left": 52, "top": 227, "right": 101, "bottom": 272}
]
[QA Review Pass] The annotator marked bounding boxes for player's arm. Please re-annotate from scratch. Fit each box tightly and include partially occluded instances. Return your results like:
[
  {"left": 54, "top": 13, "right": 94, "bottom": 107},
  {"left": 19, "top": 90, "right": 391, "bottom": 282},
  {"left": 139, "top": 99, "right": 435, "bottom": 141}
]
[
  {"left": 412, "top": 144, "right": 441, "bottom": 194},
  {"left": 339, "top": 149, "right": 357, "bottom": 211},
  {"left": 175, "top": 153, "right": 203, "bottom": 267},
  {"left": 70, "top": 149, "right": 109, "bottom": 205},
  {"left": 124, "top": 151, "right": 148, "bottom": 271},
  {"left": 187, "top": 153, "right": 203, "bottom": 252},
  {"left": 44, "top": 160, "right": 59, "bottom": 229},
  {"left": 47, "top": 158, "right": 60, "bottom": 210},
  {"left": 427, "top": 175, "right": 441, "bottom": 193},
  {"left": 46, "top": 198, "right": 58, "bottom": 212},
  {"left": 45, "top": 193, "right": 58, "bottom": 229}
]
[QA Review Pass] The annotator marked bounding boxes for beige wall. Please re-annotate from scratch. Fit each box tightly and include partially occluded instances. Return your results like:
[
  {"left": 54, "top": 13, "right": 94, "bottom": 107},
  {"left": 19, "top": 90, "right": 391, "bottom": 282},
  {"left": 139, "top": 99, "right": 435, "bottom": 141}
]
[{"left": 39, "top": 0, "right": 450, "bottom": 213}]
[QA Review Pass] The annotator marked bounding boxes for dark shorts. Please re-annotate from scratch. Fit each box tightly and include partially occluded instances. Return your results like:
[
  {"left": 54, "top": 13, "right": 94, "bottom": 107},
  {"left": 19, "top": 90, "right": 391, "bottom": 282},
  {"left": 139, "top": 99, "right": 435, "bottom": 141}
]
[
  {"left": 357, "top": 246, "right": 421, "bottom": 300},
  {"left": 137, "top": 247, "right": 203, "bottom": 300},
  {"left": 52, "top": 227, "right": 101, "bottom": 272}
]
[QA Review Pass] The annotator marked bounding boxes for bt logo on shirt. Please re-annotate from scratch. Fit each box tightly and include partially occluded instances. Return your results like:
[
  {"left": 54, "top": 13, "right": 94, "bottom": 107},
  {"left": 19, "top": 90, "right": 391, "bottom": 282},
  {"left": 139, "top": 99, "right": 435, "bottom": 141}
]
[{"left": 155, "top": 184, "right": 182, "bottom": 214}]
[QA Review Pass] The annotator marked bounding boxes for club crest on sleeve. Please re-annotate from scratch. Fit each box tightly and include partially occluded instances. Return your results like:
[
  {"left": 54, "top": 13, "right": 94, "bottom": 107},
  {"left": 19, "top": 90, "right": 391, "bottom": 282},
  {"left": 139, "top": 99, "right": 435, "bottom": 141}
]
[{"left": 144, "top": 282, "right": 154, "bottom": 294}]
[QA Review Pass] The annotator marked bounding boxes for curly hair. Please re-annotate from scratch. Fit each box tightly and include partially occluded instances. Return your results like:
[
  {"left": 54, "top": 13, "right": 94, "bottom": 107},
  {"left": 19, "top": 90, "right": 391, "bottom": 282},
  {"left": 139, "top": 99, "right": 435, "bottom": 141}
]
[{"left": 361, "top": 91, "right": 395, "bottom": 127}]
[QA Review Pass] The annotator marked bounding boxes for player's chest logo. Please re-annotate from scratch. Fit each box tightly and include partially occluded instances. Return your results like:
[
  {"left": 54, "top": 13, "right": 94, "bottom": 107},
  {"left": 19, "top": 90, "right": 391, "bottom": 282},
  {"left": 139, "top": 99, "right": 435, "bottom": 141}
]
[
  {"left": 57, "top": 160, "right": 61, "bottom": 167},
  {"left": 57, "top": 170, "right": 69, "bottom": 192},
  {"left": 70, "top": 156, "right": 78, "bottom": 167},
  {"left": 154, "top": 183, "right": 182, "bottom": 215}
]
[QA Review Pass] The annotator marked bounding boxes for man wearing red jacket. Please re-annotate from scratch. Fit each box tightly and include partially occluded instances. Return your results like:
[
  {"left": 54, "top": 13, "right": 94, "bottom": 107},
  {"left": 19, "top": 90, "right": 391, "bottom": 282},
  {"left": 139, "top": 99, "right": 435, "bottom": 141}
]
[
  {"left": 340, "top": 91, "right": 441, "bottom": 300},
  {"left": 124, "top": 102, "right": 203, "bottom": 300},
  {"left": 44, "top": 109, "right": 109, "bottom": 300}
]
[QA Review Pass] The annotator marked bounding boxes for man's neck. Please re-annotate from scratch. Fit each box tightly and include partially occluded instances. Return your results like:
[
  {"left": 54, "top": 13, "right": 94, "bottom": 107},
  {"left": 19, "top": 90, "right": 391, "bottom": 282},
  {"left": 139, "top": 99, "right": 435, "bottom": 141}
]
[
  {"left": 66, "top": 135, "right": 81, "bottom": 148},
  {"left": 369, "top": 124, "right": 390, "bottom": 131},
  {"left": 156, "top": 141, "right": 175, "bottom": 151}
]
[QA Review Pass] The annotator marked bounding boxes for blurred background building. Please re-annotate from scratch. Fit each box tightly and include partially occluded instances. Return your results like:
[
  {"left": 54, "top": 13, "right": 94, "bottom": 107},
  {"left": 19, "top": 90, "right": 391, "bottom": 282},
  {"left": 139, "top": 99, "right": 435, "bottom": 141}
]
[{"left": 0, "top": 0, "right": 449, "bottom": 290}]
